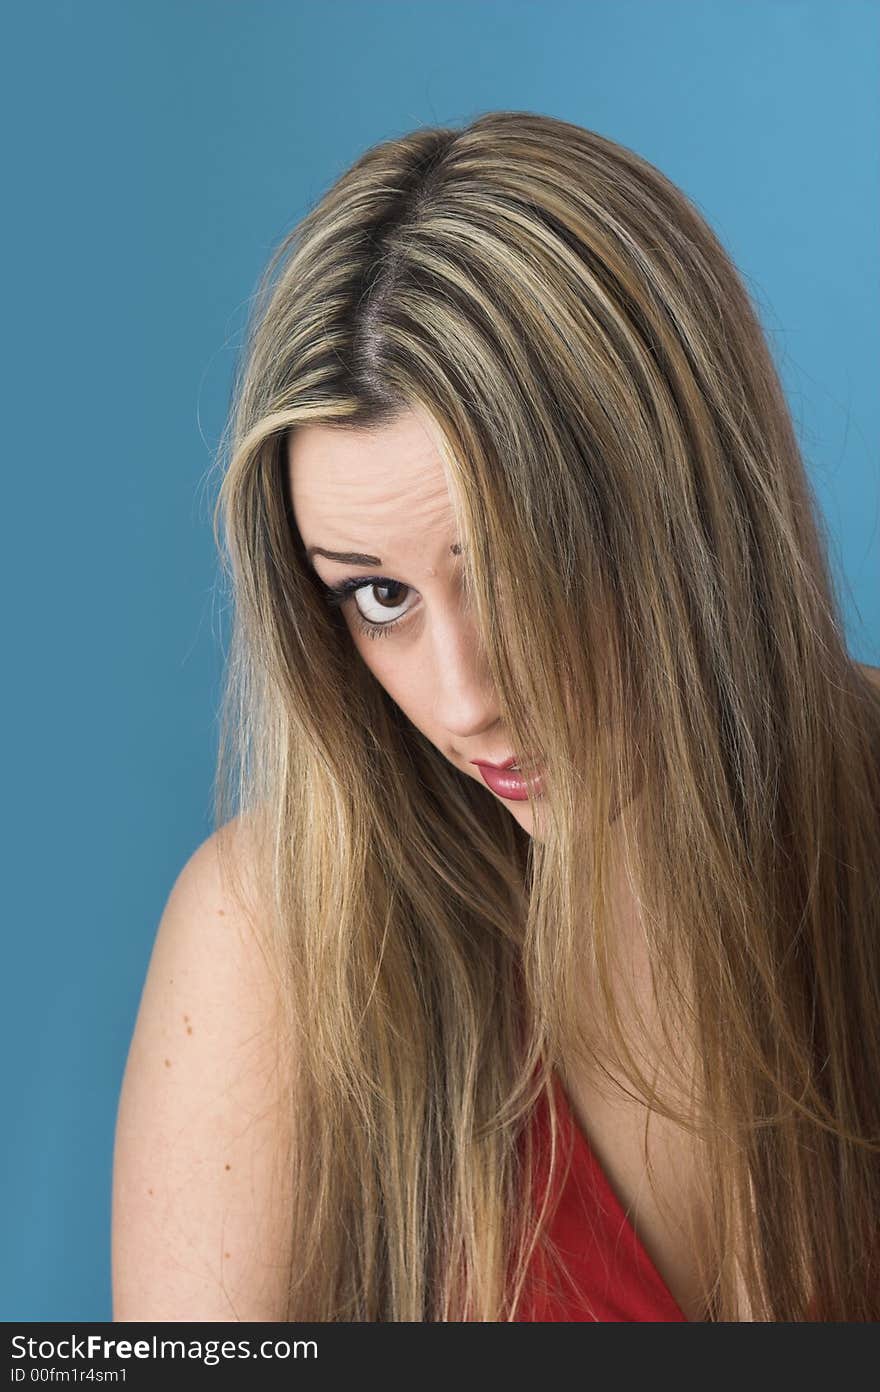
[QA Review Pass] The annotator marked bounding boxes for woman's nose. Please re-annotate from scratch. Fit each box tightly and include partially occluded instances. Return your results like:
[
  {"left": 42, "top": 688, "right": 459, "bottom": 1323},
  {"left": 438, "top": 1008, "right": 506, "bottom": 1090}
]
[{"left": 429, "top": 604, "right": 500, "bottom": 738}]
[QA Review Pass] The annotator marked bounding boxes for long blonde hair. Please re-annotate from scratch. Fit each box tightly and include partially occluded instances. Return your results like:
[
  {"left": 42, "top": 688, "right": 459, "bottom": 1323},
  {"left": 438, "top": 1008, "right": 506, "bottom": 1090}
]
[{"left": 210, "top": 110, "right": 880, "bottom": 1320}]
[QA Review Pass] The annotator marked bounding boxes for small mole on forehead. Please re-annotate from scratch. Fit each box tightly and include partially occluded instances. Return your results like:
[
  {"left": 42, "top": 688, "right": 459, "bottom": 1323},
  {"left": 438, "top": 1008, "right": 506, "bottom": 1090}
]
[{"left": 430, "top": 542, "right": 462, "bottom": 576}]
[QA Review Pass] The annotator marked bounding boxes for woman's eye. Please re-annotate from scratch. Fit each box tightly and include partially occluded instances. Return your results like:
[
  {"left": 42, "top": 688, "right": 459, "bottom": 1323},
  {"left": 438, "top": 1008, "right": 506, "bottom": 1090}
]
[
  {"left": 320, "top": 576, "right": 417, "bottom": 639},
  {"left": 352, "top": 580, "right": 414, "bottom": 630}
]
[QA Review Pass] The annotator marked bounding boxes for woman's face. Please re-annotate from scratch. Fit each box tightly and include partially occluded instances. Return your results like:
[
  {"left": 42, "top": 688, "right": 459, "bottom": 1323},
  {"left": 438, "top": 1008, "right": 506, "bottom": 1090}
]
[{"left": 287, "top": 407, "right": 541, "bottom": 836}]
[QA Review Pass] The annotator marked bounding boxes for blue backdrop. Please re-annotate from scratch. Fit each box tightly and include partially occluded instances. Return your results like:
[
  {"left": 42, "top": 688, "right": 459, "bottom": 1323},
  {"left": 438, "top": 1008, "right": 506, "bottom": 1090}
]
[{"left": 3, "top": 0, "right": 877, "bottom": 1321}]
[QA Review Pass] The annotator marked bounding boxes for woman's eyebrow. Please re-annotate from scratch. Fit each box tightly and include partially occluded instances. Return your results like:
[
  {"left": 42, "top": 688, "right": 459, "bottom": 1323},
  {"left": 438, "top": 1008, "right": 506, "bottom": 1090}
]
[
  {"left": 305, "top": 542, "right": 463, "bottom": 567},
  {"left": 306, "top": 546, "right": 382, "bottom": 566}
]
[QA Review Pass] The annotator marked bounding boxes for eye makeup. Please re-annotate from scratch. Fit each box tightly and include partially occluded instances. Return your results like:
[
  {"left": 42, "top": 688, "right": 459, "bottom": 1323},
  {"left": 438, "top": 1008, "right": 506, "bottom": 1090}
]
[{"left": 318, "top": 575, "right": 415, "bottom": 641}]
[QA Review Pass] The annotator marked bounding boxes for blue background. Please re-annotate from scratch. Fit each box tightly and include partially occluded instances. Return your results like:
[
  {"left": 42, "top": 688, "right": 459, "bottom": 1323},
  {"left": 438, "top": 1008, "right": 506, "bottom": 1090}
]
[{"left": 3, "top": 0, "right": 877, "bottom": 1321}]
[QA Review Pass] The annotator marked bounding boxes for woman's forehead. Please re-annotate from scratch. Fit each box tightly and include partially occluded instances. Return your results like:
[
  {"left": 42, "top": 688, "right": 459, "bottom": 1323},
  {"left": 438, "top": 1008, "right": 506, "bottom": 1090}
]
[
  {"left": 287, "top": 409, "right": 442, "bottom": 482},
  {"left": 287, "top": 413, "right": 458, "bottom": 555}
]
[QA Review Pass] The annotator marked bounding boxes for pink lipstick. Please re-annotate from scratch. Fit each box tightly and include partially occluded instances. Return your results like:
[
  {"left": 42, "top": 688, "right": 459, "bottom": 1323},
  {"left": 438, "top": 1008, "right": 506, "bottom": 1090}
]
[{"left": 469, "top": 756, "right": 545, "bottom": 802}]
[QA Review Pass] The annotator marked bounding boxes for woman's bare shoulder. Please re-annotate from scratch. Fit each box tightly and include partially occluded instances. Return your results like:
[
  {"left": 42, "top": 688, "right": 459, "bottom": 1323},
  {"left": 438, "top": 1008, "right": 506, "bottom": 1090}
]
[{"left": 111, "top": 816, "right": 296, "bottom": 1322}]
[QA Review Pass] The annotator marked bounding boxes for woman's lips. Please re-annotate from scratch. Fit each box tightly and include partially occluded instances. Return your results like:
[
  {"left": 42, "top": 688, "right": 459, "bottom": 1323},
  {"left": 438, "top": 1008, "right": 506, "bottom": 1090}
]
[{"left": 471, "top": 762, "right": 546, "bottom": 801}]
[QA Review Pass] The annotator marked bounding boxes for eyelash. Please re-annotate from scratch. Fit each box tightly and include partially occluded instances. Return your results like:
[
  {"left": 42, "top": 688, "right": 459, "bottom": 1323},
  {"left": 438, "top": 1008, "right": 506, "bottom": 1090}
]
[{"left": 319, "top": 576, "right": 414, "bottom": 640}]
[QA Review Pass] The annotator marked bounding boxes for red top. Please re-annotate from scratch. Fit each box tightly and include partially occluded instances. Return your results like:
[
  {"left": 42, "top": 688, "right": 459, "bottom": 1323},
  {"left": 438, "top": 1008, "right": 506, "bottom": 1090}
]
[{"left": 515, "top": 1071, "right": 689, "bottom": 1322}]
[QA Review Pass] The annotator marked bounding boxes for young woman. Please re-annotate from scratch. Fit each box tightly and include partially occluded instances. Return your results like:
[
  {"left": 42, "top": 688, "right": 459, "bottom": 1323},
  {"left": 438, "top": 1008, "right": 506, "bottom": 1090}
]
[{"left": 111, "top": 111, "right": 880, "bottom": 1322}]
